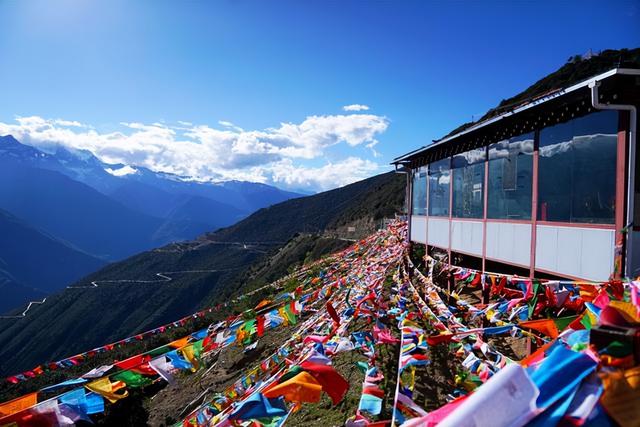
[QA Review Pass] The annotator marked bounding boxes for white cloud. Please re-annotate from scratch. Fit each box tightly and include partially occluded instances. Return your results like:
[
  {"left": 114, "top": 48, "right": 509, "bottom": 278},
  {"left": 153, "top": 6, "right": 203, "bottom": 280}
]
[
  {"left": 343, "top": 104, "right": 370, "bottom": 112},
  {"left": 52, "top": 119, "right": 86, "bottom": 128},
  {"left": 0, "top": 111, "right": 389, "bottom": 192},
  {"left": 365, "top": 140, "right": 381, "bottom": 158},
  {"left": 217, "top": 120, "right": 244, "bottom": 133},
  {"left": 270, "top": 157, "right": 381, "bottom": 191}
]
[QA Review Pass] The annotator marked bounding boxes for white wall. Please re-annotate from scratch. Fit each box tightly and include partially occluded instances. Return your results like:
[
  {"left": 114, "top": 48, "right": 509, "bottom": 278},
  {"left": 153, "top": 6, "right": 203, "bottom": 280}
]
[
  {"left": 451, "top": 220, "right": 483, "bottom": 256},
  {"left": 411, "top": 215, "right": 617, "bottom": 281},
  {"left": 428, "top": 217, "right": 450, "bottom": 249},
  {"left": 410, "top": 216, "right": 427, "bottom": 244},
  {"left": 485, "top": 222, "right": 532, "bottom": 267},
  {"left": 535, "top": 225, "right": 615, "bottom": 281}
]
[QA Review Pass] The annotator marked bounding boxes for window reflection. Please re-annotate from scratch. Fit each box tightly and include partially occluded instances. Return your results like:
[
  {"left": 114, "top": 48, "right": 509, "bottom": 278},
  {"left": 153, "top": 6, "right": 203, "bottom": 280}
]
[
  {"left": 538, "top": 110, "right": 618, "bottom": 224},
  {"left": 428, "top": 158, "right": 450, "bottom": 217},
  {"left": 452, "top": 148, "right": 485, "bottom": 218},
  {"left": 488, "top": 132, "right": 534, "bottom": 219},
  {"left": 411, "top": 167, "right": 427, "bottom": 215}
]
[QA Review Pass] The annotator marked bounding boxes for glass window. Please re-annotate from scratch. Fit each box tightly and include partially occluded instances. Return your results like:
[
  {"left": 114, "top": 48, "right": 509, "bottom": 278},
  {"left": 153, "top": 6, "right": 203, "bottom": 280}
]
[
  {"left": 538, "top": 110, "right": 618, "bottom": 224},
  {"left": 452, "top": 148, "right": 485, "bottom": 218},
  {"left": 487, "top": 132, "right": 534, "bottom": 219},
  {"left": 428, "top": 158, "right": 450, "bottom": 216},
  {"left": 411, "top": 167, "right": 427, "bottom": 216}
]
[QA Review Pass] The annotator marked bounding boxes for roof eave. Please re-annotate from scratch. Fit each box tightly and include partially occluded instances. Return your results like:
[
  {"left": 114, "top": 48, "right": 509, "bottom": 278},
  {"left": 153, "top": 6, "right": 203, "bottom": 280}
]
[{"left": 391, "top": 67, "right": 640, "bottom": 165}]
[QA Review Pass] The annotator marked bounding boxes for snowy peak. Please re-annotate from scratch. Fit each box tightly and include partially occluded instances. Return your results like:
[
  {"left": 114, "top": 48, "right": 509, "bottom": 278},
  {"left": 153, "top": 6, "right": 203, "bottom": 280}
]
[{"left": 0, "top": 135, "right": 303, "bottom": 213}]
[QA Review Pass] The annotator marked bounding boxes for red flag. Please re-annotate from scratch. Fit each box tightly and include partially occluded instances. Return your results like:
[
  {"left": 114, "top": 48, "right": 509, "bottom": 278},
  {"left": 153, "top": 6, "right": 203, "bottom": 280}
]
[
  {"left": 300, "top": 361, "right": 349, "bottom": 405},
  {"left": 327, "top": 302, "right": 340, "bottom": 325},
  {"left": 492, "top": 276, "right": 507, "bottom": 295},
  {"left": 115, "top": 354, "right": 156, "bottom": 376},
  {"left": 426, "top": 333, "right": 455, "bottom": 345},
  {"left": 470, "top": 273, "right": 481, "bottom": 287},
  {"left": 256, "top": 315, "right": 265, "bottom": 337}
]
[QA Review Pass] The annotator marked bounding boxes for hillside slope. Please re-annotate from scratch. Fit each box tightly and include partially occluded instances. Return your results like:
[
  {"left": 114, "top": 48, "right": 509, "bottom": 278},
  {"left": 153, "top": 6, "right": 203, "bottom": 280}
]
[
  {"left": 210, "top": 171, "right": 405, "bottom": 243},
  {"left": 0, "top": 208, "right": 106, "bottom": 313},
  {"left": 0, "top": 171, "right": 404, "bottom": 375},
  {"left": 0, "top": 275, "right": 46, "bottom": 318}
]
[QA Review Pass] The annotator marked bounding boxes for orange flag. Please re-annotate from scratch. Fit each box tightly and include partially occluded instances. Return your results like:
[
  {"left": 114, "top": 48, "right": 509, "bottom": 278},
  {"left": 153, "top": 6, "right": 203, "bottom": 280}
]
[
  {"left": 519, "top": 319, "right": 559, "bottom": 338},
  {"left": 263, "top": 371, "right": 322, "bottom": 403},
  {"left": 168, "top": 336, "right": 191, "bottom": 349},
  {"left": 0, "top": 392, "right": 38, "bottom": 418},
  {"left": 254, "top": 299, "right": 272, "bottom": 310}
]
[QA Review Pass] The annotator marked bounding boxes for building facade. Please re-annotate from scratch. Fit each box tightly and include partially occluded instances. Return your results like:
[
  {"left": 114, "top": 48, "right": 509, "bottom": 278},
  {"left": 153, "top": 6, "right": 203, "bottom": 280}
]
[{"left": 393, "top": 68, "right": 640, "bottom": 281}]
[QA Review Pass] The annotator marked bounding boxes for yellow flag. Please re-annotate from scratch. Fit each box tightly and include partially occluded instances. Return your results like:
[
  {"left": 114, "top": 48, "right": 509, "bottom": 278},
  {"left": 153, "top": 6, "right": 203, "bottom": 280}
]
[
  {"left": 85, "top": 377, "right": 129, "bottom": 404},
  {"left": 609, "top": 301, "right": 640, "bottom": 323},
  {"left": 181, "top": 344, "right": 199, "bottom": 371}
]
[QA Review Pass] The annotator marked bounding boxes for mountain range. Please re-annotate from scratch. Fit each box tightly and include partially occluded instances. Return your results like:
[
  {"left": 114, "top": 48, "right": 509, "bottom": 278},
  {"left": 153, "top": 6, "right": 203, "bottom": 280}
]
[
  {"left": 0, "top": 135, "right": 301, "bottom": 313},
  {"left": 0, "top": 171, "right": 404, "bottom": 376}
]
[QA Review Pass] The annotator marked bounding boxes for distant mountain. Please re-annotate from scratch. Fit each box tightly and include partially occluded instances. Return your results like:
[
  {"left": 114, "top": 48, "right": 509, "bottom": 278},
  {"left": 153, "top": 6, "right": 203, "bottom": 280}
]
[
  {"left": 0, "top": 208, "right": 105, "bottom": 313},
  {"left": 0, "top": 171, "right": 404, "bottom": 374},
  {"left": 0, "top": 135, "right": 301, "bottom": 314},
  {"left": 0, "top": 135, "right": 302, "bottom": 257},
  {"left": 109, "top": 168, "right": 301, "bottom": 215},
  {"left": 0, "top": 163, "right": 169, "bottom": 260},
  {"left": 216, "top": 180, "right": 304, "bottom": 212},
  {"left": 0, "top": 135, "right": 301, "bottom": 212},
  {"left": 0, "top": 136, "right": 118, "bottom": 194},
  {"left": 107, "top": 183, "right": 246, "bottom": 231},
  {"left": 163, "top": 195, "right": 245, "bottom": 229}
]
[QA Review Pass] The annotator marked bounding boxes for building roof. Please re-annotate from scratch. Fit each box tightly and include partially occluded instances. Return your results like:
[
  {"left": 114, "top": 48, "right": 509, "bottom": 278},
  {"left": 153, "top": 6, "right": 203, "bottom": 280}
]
[{"left": 392, "top": 68, "right": 640, "bottom": 166}]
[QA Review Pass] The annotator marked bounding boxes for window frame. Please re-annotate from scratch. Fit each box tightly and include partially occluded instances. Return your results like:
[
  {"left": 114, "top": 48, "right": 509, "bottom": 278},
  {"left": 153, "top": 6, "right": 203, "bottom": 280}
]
[{"left": 536, "top": 110, "right": 619, "bottom": 226}]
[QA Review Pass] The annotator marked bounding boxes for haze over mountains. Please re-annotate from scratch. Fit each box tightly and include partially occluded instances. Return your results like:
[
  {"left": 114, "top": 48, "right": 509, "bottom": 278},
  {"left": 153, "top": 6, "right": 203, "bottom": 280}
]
[{"left": 0, "top": 135, "right": 301, "bottom": 313}]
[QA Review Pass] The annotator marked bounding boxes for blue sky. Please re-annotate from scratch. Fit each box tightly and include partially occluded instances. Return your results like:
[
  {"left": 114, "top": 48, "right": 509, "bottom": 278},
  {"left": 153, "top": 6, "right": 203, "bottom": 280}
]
[{"left": 0, "top": 0, "right": 638, "bottom": 191}]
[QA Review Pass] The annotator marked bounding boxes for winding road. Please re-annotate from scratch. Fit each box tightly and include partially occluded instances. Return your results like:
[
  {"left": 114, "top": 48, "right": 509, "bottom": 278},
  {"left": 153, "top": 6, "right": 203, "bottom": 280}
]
[
  {"left": 0, "top": 269, "right": 238, "bottom": 319},
  {"left": 66, "top": 268, "right": 240, "bottom": 289},
  {"left": 0, "top": 298, "right": 48, "bottom": 319}
]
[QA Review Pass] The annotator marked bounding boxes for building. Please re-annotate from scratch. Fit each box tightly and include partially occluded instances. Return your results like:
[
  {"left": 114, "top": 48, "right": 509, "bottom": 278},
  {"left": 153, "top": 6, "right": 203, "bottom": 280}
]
[{"left": 393, "top": 68, "right": 640, "bottom": 281}]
